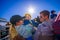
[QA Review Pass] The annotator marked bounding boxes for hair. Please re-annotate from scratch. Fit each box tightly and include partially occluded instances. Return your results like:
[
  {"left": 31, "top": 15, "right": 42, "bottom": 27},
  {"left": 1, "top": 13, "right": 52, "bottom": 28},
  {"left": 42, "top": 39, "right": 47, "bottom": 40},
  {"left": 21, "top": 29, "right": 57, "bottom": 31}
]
[
  {"left": 25, "top": 13, "right": 31, "bottom": 17},
  {"left": 40, "top": 10, "right": 50, "bottom": 18},
  {"left": 10, "top": 15, "right": 22, "bottom": 26},
  {"left": 51, "top": 10, "right": 56, "bottom": 14}
]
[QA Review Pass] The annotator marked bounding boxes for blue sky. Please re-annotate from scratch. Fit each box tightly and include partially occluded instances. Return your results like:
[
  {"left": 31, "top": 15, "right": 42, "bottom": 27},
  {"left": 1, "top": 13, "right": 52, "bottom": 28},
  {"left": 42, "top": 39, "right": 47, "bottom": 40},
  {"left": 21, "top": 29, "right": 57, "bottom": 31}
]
[{"left": 0, "top": 0, "right": 60, "bottom": 21}]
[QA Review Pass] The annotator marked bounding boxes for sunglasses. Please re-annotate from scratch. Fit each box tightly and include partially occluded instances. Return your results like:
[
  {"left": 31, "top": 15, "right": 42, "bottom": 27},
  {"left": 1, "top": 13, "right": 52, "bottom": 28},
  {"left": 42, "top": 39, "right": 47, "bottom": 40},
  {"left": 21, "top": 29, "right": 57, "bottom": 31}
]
[{"left": 40, "top": 16, "right": 43, "bottom": 18}]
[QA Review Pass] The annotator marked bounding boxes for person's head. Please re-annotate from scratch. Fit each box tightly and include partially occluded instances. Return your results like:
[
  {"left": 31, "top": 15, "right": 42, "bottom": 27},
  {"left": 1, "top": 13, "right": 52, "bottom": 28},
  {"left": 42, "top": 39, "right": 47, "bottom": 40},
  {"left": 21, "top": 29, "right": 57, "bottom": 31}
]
[
  {"left": 25, "top": 13, "right": 31, "bottom": 20},
  {"left": 51, "top": 10, "right": 56, "bottom": 14},
  {"left": 40, "top": 10, "right": 50, "bottom": 22},
  {"left": 10, "top": 15, "right": 23, "bottom": 26}
]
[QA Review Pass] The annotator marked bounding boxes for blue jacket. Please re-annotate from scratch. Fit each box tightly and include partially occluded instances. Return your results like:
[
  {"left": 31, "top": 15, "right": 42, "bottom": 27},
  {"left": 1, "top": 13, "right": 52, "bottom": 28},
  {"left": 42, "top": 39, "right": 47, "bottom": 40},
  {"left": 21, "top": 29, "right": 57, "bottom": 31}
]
[
  {"left": 51, "top": 14, "right": 57, "bottom": 19},
  {"left": 23, "top": 20, "right": 39, "bottom": 27}
]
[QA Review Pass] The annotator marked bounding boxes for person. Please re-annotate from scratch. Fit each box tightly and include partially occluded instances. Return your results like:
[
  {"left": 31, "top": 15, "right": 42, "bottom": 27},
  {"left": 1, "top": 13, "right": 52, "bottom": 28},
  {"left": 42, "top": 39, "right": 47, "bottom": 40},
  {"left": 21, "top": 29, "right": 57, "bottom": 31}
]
[
  {"left": 23, "top": 13, "right": 37, "bottom": 40},
  {"left": 36, "top": 16, "right": 42, "bottom": 24},
  {"left": 23, "top": 13, "right": 31, "bottom": 25},
  {"left": 32, "top": 18, "right": 39, "bottom": 27},
  {"left": 9, "top": 15, "right": 25, "bottom": 40},
  {"left": 24, "top": 13, "right": 39, "bottom": 27},
  {"left": 34, "top": 10, "right": 53, "bottom": 40},
  {"left": 53, "top": 12, "right": 60, "bottom": 40},
  {"left": 10, "top": 15, "right": 35, "bottom": 40},
  {"left": 6, "top": 22, "right": 11, "bottom": 27},
  {"left": 51, "top": 10, "right": 57, "bottom": 19}
]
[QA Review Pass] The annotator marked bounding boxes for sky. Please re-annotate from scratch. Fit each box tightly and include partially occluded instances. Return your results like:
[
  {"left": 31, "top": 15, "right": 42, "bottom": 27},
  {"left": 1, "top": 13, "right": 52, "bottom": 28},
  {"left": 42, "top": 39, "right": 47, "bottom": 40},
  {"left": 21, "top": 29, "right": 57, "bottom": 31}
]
[{"left": 0, "top": 0, "right": 60, "bottom": 21}]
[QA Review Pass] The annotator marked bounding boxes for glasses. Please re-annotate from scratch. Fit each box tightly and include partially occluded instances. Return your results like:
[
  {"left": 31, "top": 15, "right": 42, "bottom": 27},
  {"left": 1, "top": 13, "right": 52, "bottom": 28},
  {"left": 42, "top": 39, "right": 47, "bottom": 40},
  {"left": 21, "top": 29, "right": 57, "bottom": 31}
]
[{"left": 40, "top": 16, "right": 43, "bottom": 18}]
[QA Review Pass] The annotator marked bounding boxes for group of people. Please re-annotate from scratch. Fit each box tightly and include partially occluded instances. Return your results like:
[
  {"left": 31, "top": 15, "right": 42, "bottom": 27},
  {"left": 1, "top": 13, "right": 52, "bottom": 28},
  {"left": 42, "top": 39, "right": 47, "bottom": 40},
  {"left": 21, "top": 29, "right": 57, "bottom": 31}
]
[{"left": 9, "top": 10, "right": 60, "bottom": 40}]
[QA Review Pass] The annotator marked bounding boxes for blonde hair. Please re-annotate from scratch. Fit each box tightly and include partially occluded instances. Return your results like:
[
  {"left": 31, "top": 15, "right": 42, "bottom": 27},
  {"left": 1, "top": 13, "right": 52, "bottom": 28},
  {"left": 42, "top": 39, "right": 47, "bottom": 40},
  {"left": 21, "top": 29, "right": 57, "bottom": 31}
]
[{"left": 25, "top": 13, "right": 31, "bottom": 17}]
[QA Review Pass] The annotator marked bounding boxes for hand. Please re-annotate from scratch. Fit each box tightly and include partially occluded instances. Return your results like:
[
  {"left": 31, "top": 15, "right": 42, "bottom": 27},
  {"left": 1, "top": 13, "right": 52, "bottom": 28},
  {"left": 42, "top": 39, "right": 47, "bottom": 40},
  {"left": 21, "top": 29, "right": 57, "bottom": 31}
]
[{"left": 34, "top": 27, "right": 37, "bottom": 30}]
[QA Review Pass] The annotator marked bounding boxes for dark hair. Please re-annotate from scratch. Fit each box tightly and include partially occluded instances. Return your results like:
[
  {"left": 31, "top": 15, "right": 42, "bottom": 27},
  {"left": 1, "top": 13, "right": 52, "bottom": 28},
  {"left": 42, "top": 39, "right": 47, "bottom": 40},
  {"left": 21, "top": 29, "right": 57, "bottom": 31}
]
[
  {"left": 40, "top": 10, "right": 50, "bottom": 18},
  {"left": 51, "top": 10, "right": 56, "bottom": 14},
  {"left": 10, "top": 15, "right": 23, "bottom": 25}
]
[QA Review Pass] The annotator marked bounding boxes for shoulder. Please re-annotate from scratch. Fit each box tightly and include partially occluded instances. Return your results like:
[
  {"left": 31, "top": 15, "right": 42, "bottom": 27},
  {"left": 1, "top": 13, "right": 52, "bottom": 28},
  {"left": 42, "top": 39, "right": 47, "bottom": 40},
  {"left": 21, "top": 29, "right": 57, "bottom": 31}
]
[
  {"left": 38, "top": 24, "right": 42, "bottom": 26},
  {"left": 19, "top": 25, "right": 25, "bottom": 30},
  {"left": 38, "top": 23, "right": 43, "bottom": 28},
  {"left": 38, "top": 22, "right": 47, "bottom": 27}
]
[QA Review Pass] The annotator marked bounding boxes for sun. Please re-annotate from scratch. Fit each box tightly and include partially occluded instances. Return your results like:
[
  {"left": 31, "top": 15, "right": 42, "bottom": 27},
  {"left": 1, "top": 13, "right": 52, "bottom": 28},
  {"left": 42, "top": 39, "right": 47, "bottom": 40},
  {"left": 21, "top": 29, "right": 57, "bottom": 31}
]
[
  {"left": 28, "top": 6, "right": 35, "bottom": 15},
  {"left": 28, "top": 7, "right": 34, "bottom": 13}
]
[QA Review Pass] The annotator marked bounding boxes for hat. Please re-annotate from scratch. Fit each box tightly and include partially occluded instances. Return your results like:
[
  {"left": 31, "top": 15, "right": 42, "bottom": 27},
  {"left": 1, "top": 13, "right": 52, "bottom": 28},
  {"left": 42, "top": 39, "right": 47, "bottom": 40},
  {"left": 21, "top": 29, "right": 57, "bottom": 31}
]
[{"left": 10, "top": 15, "right": 23, "bottom": 25}]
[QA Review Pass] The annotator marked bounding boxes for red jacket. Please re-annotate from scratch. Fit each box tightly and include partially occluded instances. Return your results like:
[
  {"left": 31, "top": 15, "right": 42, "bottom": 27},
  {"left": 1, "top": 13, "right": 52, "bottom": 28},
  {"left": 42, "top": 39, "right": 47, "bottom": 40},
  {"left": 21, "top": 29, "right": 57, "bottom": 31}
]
[{"left": 53, "top": 20, "right": 60, "bottom": 34}]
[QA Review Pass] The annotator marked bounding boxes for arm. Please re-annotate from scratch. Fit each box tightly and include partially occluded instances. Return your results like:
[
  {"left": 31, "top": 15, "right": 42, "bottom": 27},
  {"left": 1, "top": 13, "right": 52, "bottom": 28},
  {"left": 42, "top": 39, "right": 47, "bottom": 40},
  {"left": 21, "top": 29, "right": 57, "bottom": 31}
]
[{"left": 34, "top": 24, "right": 41, "bottom": 40}]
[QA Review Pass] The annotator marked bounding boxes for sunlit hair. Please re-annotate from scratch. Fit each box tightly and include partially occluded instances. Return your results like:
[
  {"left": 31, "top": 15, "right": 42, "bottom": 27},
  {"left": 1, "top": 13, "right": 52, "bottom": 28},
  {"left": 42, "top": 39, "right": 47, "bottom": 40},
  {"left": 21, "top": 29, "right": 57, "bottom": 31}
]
[
  {"left": 55, "top": 11, "right": 60, "bottom": 22},
  {"left": 25, "top": 13, "right": 31, "bottom": 17}
]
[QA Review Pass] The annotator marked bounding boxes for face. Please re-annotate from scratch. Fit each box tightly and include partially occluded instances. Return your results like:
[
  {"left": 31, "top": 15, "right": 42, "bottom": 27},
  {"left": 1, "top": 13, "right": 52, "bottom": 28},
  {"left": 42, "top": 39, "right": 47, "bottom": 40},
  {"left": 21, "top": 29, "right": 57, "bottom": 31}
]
[
  {"left": 25, "top": 15, "right": 31, "bottom": 20},
  {"left": 16, "top": 20, "right": 23, "bottom": 26},
  {"left": 40, "top": 13, "right": 47, "bottom": 22}
]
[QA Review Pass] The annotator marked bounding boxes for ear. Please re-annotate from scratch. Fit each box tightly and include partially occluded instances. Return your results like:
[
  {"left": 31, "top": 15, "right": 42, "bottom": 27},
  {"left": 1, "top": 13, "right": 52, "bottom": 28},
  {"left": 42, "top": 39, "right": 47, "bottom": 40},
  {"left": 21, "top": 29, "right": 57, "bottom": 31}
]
[{"left": 16, "top": 22, "right": 19, "bottom": 25}]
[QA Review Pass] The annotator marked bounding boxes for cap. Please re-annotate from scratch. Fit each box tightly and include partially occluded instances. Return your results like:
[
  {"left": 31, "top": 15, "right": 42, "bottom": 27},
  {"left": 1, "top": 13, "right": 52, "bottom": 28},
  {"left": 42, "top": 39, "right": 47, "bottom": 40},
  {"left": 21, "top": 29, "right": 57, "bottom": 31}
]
[{"left": 10, "top": 15, "right": 23, "bottom": 25}]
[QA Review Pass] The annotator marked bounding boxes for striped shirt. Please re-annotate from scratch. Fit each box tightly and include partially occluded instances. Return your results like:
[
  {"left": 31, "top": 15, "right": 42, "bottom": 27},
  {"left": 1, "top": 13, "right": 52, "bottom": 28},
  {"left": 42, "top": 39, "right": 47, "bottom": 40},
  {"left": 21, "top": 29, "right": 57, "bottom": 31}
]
[{"left": 34, "top": 20, "right": 53, "bottom": 40}]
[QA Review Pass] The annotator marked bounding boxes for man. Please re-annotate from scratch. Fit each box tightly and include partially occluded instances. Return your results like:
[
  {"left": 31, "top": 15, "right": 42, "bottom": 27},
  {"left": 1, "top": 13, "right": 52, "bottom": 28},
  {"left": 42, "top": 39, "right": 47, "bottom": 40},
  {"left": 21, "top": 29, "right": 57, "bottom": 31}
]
[
  {"left": 51, "top": 10, "right": 57, "bottom": 19},
  {"left": 34, "top": 10, "right": 53, "bottom": 40}
]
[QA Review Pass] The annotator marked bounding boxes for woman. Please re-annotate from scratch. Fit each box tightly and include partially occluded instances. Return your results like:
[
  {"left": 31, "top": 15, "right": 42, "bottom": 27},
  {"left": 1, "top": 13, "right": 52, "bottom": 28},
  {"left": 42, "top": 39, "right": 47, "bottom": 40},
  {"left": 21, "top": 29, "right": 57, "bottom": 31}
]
[{"left": 9, "top": 15, "right": 25, "bottom": 40}]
